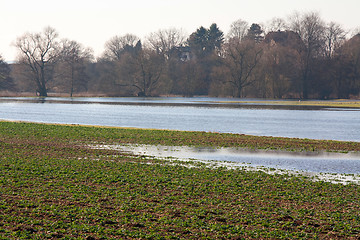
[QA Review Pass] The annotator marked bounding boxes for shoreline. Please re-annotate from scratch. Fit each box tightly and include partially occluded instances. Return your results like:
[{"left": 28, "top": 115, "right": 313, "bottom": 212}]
[
  {"left": 1, "top": 95, "right": 360, "bottom": 109},
  {"left": 2, "top": 120, "right": 360, "bottom": 152}
]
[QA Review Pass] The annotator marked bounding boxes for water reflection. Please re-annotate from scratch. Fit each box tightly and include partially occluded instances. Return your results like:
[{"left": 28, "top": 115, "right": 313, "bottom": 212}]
[
  {"left": 93, "top": 144, "right": 360, "bottom": 184},
  {"left": 2, "top": 96, "right": 358, "bottom": 110},
  {"left": 95, "top": 144, "right": 360, "bottom": 174}
]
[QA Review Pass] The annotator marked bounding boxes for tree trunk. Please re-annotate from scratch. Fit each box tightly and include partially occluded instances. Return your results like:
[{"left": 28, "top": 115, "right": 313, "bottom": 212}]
[
  {"left": 302, "top": 76, "right": 308, "bottom": 99},
  {"left": 236, "top": 84, "right": 242, "bottom": 98},
  {"left": 37, "top": 87, "right": 48, "bottom": 97},
  {"left": 38, "top": 66, "right": 48, "bottom": 97},
  {"left": 70, "top": 66, "right": 74, "bottom": 97}
]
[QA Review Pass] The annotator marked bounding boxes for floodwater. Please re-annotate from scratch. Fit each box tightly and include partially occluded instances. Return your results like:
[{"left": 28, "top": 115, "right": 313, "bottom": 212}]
[
  {"left": 93, "top": 144, "right": 360, "bottom": 184},
  {"left": 1, "top": 97, "right": 360, "bottom": 180},
  {"left": 95, "top": 144, "right": 360, "bottom": 174},
  {"left": 0, "top": 97, "right": 360, "bottom": 142}
]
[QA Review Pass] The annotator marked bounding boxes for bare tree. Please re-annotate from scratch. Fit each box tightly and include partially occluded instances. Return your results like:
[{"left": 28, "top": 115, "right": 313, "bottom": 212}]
[
  {"left": 289, "top": 11, "right": 326, "bottom": 56},
  {"left": 103, "top": 34, "right": 140, "bottom": 61},
  {"left": 289, "top": 11, "right": 326, "bottom": 98},
  {"left": 261, "top": 35, "right": 301, "bottom": 98},
  {"left": 117, "top": 42, "right": 165, "bottom": 96},
  {"left": 57, "top": 39, "right": 94, "bottom": 97},
  {"left": 217, "top": 38, "right": 263, "bottom": 97},
  {"left": 146, "top": 28, "right": 187, "bottom": 60},
  {"left": 333, "top": 34, "right": 360, "bottom": 98},
  {"left": 227, "top": 19, "right": 249, "bottom": 41},
  {"left": 352, "top": 27, "right": 360, "bottom": 36},
  {"left": 266, "top": 17, "right": 288, "bottom": 33},
  {"left": 324, "top": 22, "right": 347, "bottom": 59},
  {"left": 0, "top": 55, "right": 15, "bottom": 91},
  {"left": 14, "top": 26, "right": 59, "bottom": 96}
]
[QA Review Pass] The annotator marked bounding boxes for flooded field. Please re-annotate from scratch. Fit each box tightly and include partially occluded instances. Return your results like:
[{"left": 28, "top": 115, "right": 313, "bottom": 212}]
[
  {"left": 1, "top": 97, "right": 360, "bottom": 142},
  {"left": 1, "top": 97, "right": 359, "bottom": 178},
  {"left": 92, "top": 144, "right": 360, "bottom": 184}
]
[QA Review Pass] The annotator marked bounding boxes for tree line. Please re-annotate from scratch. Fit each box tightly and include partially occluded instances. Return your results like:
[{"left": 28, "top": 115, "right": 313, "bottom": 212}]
[{"left": 1, "top": 11, "right": 360, "bottom": 99}]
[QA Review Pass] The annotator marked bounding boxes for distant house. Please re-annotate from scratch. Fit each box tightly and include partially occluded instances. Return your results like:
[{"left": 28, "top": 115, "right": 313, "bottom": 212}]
[
  {"left": 264, "top": 30, "right": 304, "bottom": 50},
  {"left": 170, "top": 46, "right": 193, "bottom": 62}
]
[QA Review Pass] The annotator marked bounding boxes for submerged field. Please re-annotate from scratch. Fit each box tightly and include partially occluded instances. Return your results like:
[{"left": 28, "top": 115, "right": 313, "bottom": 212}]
[{"left": 0, "top": 121, "right": 360, "bottom": 239}]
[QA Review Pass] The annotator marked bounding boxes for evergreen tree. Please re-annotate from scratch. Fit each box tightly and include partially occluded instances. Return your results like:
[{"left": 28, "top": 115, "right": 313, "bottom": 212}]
[
  {"left": 188, "top": 26, "right": 208, "bottom": 58},
  {"left": 188, "top": 24, "right": 224, "bottom": 58},
  {"left": 207, "top": 23, "right": 224, "bottom": 53},
  {"left": 246, "top": 23, "right": 264, "bottom": 43}
]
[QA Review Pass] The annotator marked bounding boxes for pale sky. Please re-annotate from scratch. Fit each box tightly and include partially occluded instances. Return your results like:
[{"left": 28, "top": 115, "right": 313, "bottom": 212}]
[{"left": 1, "top": 0, "right": 359, "bottom": 61}]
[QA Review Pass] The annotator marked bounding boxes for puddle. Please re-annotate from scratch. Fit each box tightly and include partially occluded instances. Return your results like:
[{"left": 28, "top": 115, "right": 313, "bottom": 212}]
[{"left": 91, "top": 144, "right": 360, "bottom": 185}]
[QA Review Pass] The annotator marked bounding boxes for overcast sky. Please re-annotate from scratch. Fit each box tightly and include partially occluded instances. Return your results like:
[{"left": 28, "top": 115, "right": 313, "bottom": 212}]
[{"left": 1, "top": 0, "right": 359, "bottom": 61}]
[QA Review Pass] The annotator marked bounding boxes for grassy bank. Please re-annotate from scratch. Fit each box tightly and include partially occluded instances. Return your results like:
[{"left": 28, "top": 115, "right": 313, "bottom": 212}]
[
  {"left": 2, "top": 120, "right": 360, "bottom": 152},
  {"left": 0, "top": 121, "right": 360, "bottom": 239}
]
